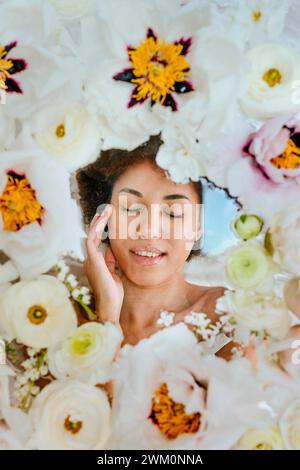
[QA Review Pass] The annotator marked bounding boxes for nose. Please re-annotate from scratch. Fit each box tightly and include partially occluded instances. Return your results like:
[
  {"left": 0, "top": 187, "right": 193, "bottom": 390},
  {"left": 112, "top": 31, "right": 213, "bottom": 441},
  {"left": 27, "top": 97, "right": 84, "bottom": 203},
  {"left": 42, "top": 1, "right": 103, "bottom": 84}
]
[{"left": 136, "top": 204, "right": 162, "bottom": 239}]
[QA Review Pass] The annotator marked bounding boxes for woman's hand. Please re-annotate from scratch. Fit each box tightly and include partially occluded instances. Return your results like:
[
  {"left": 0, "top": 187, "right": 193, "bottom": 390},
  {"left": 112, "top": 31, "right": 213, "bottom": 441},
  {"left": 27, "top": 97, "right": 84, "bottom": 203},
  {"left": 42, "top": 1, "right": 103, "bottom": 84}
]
[{"left": 84, "top": 204, "right": 124, "bottom": 327}]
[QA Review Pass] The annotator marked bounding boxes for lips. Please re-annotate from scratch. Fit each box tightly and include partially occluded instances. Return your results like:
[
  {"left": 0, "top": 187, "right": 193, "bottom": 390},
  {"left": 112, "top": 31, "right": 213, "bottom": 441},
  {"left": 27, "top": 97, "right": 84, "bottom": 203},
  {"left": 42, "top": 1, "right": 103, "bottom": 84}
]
[
  {"left": 129, "top": 246, "right": 167, "bottom": 266},
  {"left": 130, "top": 246, "right": 166, "bottom": 255}
]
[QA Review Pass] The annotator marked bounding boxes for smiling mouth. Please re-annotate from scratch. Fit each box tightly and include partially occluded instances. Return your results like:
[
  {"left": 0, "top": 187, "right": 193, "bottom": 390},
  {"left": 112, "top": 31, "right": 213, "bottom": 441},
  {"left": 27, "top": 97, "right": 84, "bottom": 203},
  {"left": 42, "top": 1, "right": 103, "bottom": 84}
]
[
  {"left": 129, "top": 250, "right": 167, "bottom": 265},
  {"left": 130, "top": 249, "right": 166, "bottom": 258}
]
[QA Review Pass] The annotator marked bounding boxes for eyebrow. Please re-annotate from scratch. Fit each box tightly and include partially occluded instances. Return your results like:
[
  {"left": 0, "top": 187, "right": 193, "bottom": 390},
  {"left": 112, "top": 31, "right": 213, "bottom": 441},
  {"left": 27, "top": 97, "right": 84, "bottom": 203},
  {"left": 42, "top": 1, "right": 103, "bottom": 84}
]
[{"left": 119, "top": 188, "right": 191, "bottom": 201}]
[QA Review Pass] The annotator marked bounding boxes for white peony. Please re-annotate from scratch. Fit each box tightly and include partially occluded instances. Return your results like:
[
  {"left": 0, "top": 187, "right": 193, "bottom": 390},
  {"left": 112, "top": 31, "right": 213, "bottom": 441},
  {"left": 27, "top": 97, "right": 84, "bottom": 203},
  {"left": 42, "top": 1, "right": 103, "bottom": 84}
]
[
  {"left": 48, "top": 0, "right": 94, "bottom": 18},
  {"left": 240, "top": 43, "right": 300, "bottom": 119},
  {"left": 0, "top": 147, "right": 85, "bottom": 281},
  {"left": 279, "top": 398, "right": 300, "bottom": 449},
  {"left": 108, "top": 322, "right": 268, "bottom": 450},
  {"left": 84, "top": 0, "right": 246, "bottom": 150},
  {"left": 216, "top": 289, "right": 291, "bottom": 341},
  {"left": 48, "top": 321, "right": 123, "bottom": 384},
  {"left": 26, "top": 101, "right": 102, "bottom": 172},
  {"left": 267, "top": 205, "right": 300, "bottom": 276},
  {"left": 29, "top": 379, "right": 112, "bottom": 449},
  {"left": 0, "top": 275, "right": 77, "bottom": 348}
]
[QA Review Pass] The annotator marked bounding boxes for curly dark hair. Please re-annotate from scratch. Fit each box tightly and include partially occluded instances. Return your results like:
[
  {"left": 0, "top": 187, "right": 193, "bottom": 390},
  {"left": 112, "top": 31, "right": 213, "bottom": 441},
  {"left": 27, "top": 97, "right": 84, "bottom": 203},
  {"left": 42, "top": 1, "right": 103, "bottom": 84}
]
[{"left": 75, "top": 135, "right": 202, "bottom": 262}]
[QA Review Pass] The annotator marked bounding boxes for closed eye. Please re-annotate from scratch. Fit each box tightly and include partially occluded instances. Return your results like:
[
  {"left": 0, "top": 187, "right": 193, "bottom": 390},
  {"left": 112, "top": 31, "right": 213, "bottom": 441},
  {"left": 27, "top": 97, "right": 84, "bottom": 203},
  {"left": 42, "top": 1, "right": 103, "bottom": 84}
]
[{"left": 122, "top": 207, "right": 184, "bottom": 218}]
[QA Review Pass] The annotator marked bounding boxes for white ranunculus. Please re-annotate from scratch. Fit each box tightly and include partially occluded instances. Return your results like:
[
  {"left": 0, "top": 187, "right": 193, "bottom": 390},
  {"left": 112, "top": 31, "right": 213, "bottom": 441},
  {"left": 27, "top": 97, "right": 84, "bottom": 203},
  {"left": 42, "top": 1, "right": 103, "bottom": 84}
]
[
  {"left": 0, "top": 275, "right": 77, "bottom": 348},
  {"left": 267, "top": 205, "right": 300, "bottom": 276},
  {"left": 240, "top": 43, "right": 300, "bottom": 119},
  {"left": 0, "top": 147, "right": 85, "bottom": 281},
  {"left": 48, "top": 321, "right": 123, "bottom": 384},
  {"left": 216, "top": 289, "right": 291, "bottom": 341},
  {"left": 237, "top": 426, "right": 284, "bottom": 450},
  {"left": 279, "top": 398, "right": 300, "bottom": 449},
  {"left": 27, "top": 101, "right": 102, "bottom": 172},
  {"left": 49, "top": 0, "right": 93, "bottom": 18},
  {"left": 29, "top": 379, "right": 112, "bottom": 449},
  {"left": 225, "top": 241, "right": 275, "bottom": 292}
]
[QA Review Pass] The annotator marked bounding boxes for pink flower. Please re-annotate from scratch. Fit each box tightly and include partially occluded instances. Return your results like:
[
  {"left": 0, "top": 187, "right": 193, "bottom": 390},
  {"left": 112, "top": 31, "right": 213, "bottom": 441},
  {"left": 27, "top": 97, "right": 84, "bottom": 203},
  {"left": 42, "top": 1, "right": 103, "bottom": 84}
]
[{"left": 243, "top": 113, "right": 300, "bottom": 184}]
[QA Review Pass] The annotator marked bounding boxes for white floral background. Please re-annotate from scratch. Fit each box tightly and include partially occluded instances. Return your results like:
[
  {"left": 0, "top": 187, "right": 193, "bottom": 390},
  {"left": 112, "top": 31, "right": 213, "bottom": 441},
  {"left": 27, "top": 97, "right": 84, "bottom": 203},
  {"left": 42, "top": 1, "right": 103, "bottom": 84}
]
[{"left": 1, "top": 0, "right": 300, "bottom": 450}]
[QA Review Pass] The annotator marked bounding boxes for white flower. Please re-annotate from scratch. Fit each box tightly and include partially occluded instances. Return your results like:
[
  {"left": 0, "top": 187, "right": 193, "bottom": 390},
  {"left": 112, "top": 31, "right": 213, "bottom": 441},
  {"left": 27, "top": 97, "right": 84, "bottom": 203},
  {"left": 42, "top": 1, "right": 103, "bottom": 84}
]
[
  {"left": 84, "top": 0, "right": 246, "bottom": 150},
  {"left": 156, "top": 310, "right": 175, "bottom": 328},
  {"left": 25, "top": 101, "right": 102, "bottom": 172},
  {"left": 156, "top": 125, "right": 204, "bottom": 183},
  {"left": 217, "top": 289, "right": 291, "bottom": 341},
  {"left": 29, "top": 379, "right": 112, "bottom": 449},
  {"left": 279, "top": 398, "right": 300, "bottom": 449},
  {"left": 0, "top": 0, "right": 71, "bottom": 120},
  {"left": 0, "top": 364, "right": 15, "bottom": 417},
  {"left": 108, "top": 323, "right": 267, "bottom": 450},
  {"left": 48, "top": 0, "right": 94, "bottom": 18},
  {"left": 225, "top": 241, "right": 274, "bottom": 292},
  {"left": 48, "top": 321, "right": 123, "bottom": 384},
  {"left": 0, "top": 275, "right": 77, "bottom": 348},
  {"left": 267, "top": 204, "right": 300, "bottom": 276},
  {"left": 213, "top": 0, "right": 290, "bottom": 48},
  {"left": 237, "top": 426, "right": 284, "bottom": 450},
  {"left": 240, "top": 43, "right": 300, "bottom": 119},
  {"left": 0, "top": 147, "right": 85, "bottom": 281}
]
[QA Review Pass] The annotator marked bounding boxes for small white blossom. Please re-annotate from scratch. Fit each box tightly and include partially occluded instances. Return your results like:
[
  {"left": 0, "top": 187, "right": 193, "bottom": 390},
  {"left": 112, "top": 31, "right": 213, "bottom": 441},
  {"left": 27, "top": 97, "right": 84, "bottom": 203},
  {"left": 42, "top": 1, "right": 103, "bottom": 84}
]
[{"left": 156, "top": 311, "right": 175, "bottom": 328}]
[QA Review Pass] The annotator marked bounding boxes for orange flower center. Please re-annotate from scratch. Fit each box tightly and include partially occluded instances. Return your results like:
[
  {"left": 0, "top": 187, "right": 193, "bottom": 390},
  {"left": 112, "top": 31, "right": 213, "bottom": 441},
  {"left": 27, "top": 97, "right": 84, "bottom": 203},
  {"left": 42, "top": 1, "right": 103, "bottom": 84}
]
[
  {"left": 27, "top": 305, "right": 48, "bottom": 325},
  {"left": 129, "top": 36, "right": 190, "bottom": 104},
  {"left": 271, "top": 138, "right": 300, "bottom": 170},
  {"left": 0, "top": 45, "right": 13, "bottom": 90},
  {"left": 64, "top": 415, "right": 83, "bottom": 435},
  {"left": 149, "top": 382, "right": 201, "bottom": 439},
  {"left": 0, "top": 172, "right": 44, "bottom": 231}
]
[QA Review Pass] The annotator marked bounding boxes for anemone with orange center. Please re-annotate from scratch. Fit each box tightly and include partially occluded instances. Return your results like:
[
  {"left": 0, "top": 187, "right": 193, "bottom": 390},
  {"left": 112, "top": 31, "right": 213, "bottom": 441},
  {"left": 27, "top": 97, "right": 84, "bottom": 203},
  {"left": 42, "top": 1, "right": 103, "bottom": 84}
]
[
  {"left": 0, "top": 41, "right": 27, "bottom": 93},
  {"left": 148, "top": 382, "right": 201, "bottom": 440},
  {"left": 0, "top": 171, "right": 44, "bottom": 232},
  {"left": 113, "top": 28, "right": 194, "bottom": 111}
]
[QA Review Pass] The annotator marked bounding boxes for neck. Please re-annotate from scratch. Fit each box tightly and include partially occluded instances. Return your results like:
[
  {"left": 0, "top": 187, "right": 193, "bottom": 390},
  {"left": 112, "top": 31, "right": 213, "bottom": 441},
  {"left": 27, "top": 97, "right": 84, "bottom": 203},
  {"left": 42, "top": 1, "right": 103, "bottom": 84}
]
[{"left": 120, "top": 270, "right": 192, "bottom": 331}]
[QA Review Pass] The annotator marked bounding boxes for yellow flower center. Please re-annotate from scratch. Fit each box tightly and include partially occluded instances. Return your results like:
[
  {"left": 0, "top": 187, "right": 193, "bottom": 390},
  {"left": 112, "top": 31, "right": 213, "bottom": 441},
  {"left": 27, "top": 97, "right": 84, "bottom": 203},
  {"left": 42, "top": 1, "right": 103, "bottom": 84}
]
[
  {"left": 271, "top": 138, "right": 300, "bottom": 170},
  {"left": 262, "top": 68, "right": 282, "bottom": 87},
  {"left": 70, "top": 331, "right": 93, "bottom": 356},
  {"left": 149, "top": 382, "right": 201, "bottom": 439},
  {"left": 0, "top": 45, "right": 13, "bottom": 90},
  {"left": 129, "top": 36, "right": 190, "bottom": 104},
  {"left": 255, "top": 442, "right": 273, "bottom": 450},
  {"left": 64, "top": 415, "right": 83, "bottom": 435},
  {"left": 27, "top": 305, "right": 48, "bottom": 325},
  {"left": 56, "top": 123, "right": 65, "bottom": 138},
  {"left": 252, "top": 10, "right": 262, "bottom": 22},
  {"left": 0, "top": 172, "right": 44, "bottom": 231}
]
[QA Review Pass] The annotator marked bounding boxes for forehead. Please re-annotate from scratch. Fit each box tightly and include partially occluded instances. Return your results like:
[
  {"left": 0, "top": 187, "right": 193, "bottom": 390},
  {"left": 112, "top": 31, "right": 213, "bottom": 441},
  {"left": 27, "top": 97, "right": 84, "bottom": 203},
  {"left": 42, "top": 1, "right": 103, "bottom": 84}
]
[{"left": 112, "top": 160, "right": 200, "bottom": 201}]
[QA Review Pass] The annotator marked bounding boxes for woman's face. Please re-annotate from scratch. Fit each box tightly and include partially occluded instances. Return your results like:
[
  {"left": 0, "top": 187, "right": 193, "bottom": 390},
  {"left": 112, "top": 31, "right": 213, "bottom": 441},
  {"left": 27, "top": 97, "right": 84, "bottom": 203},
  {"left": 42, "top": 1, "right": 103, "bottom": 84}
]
[{"left": 107, "top": 160, "right": 202, "bottom": 286}]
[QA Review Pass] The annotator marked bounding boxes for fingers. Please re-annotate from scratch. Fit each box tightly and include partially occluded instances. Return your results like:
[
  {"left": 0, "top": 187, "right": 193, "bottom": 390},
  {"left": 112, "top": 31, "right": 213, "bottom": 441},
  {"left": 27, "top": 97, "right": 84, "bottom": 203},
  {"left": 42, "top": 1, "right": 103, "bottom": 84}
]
[{"left": 86, "top": 204, "right": 112, "bottom": 255}]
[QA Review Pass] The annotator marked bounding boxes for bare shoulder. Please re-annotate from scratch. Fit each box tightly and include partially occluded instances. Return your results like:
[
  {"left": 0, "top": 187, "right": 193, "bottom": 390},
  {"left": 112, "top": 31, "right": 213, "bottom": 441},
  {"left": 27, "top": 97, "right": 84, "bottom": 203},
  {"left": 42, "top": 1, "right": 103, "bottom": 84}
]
[{"left": 187, "top": 283, "right": 226, "bottom": 323}]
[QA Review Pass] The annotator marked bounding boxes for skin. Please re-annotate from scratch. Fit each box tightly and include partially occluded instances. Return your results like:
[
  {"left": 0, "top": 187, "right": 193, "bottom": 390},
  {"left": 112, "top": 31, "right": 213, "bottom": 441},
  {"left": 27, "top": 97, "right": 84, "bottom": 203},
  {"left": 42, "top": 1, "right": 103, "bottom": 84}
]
[{"left": 85, "top": 160, "right": 226, "bottom": 347}]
